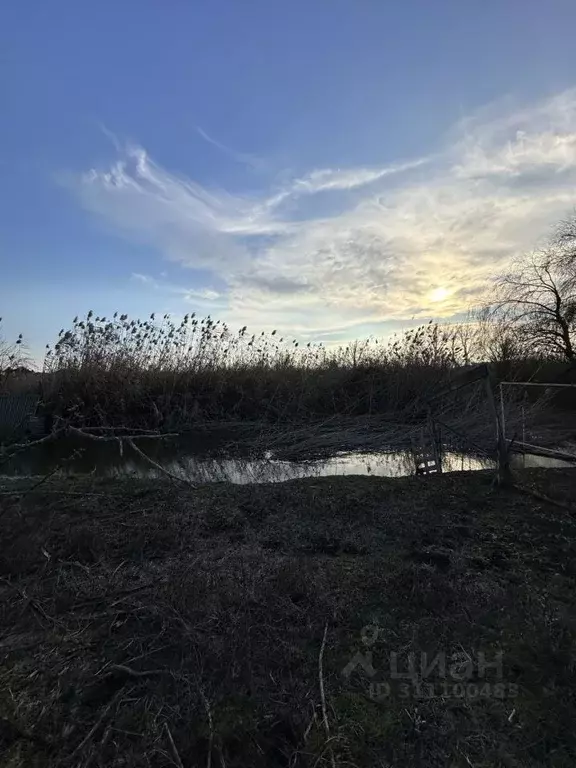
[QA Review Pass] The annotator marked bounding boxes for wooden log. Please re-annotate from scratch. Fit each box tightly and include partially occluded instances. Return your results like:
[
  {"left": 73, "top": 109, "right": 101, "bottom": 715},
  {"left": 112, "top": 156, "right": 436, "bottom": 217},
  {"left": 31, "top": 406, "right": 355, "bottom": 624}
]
[{"left": 513, "top": 442, "right": 576, "bottom": 463}]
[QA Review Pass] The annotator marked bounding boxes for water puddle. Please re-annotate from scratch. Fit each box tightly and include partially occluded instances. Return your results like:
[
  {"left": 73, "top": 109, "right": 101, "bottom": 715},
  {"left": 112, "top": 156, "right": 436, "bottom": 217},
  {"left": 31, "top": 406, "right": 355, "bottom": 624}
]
[
  {"left": 122, "top": 450, "right": 492, "bottom": 484},
  {"left": 1, "top": 432, "right": 573, "bottom": 484}
]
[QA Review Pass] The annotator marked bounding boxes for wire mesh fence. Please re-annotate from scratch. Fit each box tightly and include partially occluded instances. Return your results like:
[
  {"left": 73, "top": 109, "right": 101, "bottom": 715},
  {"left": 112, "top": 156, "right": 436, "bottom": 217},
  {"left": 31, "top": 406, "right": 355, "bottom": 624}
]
[{"left": 0, "top": 393, "right": 40, "bottom": 440}]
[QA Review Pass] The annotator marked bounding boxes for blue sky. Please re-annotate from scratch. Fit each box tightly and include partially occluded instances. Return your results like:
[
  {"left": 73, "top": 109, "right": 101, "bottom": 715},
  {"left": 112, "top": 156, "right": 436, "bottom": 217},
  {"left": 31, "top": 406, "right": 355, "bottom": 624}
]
[{"left": 3, "top": 0, "right": 576, "bottom": 361}]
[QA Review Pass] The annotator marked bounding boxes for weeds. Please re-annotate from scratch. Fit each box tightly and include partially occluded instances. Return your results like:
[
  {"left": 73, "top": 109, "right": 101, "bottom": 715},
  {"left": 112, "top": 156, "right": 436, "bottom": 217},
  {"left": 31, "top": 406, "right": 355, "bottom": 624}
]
[
  {"left": 38, "top": 313, "right": 501, "bottom": 429},
  {"left": 1, "top": 309, "right": 567, "bottom": 438},
  {"left": 1, "top": 470, "right": 576, "bottom": 765},
  {"left": 0, "top": 319, "right": 31, "bottom": 395}
]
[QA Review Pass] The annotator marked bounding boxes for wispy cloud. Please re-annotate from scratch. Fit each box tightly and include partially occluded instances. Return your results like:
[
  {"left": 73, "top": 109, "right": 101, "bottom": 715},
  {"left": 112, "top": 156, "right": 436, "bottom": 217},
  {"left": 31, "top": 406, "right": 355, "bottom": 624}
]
[
  {"left": 196, "top": 126, "right": 266, "bottom": 172},
  {"left": 132, "top": 272, "right": 224, "bottom": 305},
  {"left": 70, "top": 89, "right": 576, "bottom": 339}
]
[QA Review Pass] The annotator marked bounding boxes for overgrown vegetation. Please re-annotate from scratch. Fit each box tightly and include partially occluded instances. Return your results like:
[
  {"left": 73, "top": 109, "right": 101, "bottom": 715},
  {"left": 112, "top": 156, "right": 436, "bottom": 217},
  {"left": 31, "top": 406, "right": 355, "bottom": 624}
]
[
  {"left": 3, "top": 214, "right": 576, "bottom": 431},
  {"left": 39, "top": 314, "right": 476, "bottom": 428},
  {"left": 1, "top": 469, "right": 576, "bottom": 766},
  {"left": 33, "top": 309, "right": 570, "bottom": 430},
  {"left": 2, "top": 216, "right": 576, "bottom": 767},
  {"left": 0, "top": 319, "right": 30, "bottom": 395}
]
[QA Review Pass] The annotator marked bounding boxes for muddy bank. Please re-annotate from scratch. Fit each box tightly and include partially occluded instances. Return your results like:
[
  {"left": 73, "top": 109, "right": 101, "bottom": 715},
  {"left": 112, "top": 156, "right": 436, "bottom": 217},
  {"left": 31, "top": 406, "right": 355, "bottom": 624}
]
[{"left": 1, "top": 470, "right": 576, "bottom": 766}]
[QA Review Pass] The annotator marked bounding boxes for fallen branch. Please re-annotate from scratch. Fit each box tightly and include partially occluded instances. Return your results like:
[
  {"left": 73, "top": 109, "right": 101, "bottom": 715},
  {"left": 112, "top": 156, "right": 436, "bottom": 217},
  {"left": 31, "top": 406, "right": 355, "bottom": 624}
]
[
  {"left": 126, "top": 438, "right": 197, "bottom": 488},
  {"left": 0, "top": 428, "right": 64, "bottom": 466},
  {"left": 68, "top": 426, "right": 178, "bottom": 442},
  {"left": 17, "top": 446, "right": 85, "bottom": 499}
]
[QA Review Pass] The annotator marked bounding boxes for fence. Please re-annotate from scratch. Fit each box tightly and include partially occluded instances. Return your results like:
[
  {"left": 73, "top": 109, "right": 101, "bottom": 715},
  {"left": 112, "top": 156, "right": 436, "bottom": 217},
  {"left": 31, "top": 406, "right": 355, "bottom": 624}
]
[
  {"left": 499, "top": 381, "right": 576, "bottom": 465},
  {"left": 0, "top": 393, "right": 40, "bottom": 440}
]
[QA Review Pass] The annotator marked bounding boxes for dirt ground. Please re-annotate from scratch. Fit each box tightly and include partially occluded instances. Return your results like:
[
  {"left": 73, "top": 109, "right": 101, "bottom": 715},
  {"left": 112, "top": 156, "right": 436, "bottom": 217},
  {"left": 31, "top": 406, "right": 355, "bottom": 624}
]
[{"left": 1, "top": 469, "right": 576, "bottom": 767}]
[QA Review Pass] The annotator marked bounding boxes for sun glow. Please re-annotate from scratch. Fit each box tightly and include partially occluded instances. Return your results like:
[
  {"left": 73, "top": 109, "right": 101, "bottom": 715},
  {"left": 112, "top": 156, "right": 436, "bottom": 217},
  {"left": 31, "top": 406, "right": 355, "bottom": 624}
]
[{"left": 429, "top": 286, "right": 451, "bottom": 303}]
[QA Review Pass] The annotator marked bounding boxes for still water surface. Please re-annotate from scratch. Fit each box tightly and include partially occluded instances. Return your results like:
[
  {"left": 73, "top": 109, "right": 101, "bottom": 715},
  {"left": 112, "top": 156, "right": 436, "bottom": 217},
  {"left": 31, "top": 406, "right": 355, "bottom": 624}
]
[{"left": 2, "top": 434, "right": 571, "bottom": 484}]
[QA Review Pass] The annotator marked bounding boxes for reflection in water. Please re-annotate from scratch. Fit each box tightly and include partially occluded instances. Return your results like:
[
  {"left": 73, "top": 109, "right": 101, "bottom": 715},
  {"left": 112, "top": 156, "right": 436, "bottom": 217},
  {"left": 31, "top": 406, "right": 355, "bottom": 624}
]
[
  {"left": 144, "top": 450, "right": 493, "bottom": 484},
  {"left": 105, "top": 450, "right": 489, "bottom": 484},
  {"left": 3, "top": 435, "right": 493, "bottom": 484},
  {"left": 510, "top": 453, "right": 575, "bottom": 470},
  {"left": 2, "top": 434, "right": 570, "bottom": 484}
]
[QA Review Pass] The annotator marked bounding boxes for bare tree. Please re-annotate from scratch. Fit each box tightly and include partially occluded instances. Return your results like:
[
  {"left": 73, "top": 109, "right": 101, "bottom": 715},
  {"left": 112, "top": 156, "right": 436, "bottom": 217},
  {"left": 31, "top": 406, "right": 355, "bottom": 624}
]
[
  {"left": 553, "top": 210, "right": 576, "bottom": 253},
  {"left": 493, "top": 248, "right": 576, "bottom": 361},
  {"left": 469, "top": 308, "right": 527, "bottom": 364},
  {"left": 449, "top": 320, "right": 478, "bottom": 366}
]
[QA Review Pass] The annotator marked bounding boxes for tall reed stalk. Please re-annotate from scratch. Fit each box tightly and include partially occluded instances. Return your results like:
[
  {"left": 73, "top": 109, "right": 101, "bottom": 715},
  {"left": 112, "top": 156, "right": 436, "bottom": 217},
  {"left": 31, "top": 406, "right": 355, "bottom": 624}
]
[{"left": 41, "top": 313, "right": 481, "bottom": 428}]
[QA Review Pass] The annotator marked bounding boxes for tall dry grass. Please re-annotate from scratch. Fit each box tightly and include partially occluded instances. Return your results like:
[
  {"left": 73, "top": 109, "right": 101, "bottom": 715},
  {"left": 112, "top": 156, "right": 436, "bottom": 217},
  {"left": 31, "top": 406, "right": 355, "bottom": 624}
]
[
  {"left": 41, "top": 313, "right": 475, "bottom": 429},
  {"left": 0, "top": 318, "right": 32, "bottom": 394}
]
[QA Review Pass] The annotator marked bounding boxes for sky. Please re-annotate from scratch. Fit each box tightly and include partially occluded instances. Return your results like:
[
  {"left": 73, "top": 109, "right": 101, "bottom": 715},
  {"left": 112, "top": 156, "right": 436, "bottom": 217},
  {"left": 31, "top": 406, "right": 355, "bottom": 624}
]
[{"left": 3, "top": 0, "right": 576, "bottom": 361}]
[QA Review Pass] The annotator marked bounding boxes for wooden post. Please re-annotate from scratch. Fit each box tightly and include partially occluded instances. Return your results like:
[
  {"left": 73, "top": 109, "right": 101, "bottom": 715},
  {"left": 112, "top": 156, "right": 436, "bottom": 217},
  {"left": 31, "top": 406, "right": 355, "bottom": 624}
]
[
  {"left": 427, "top": 410, "right": 442, "bottom": 474},
  {"left": 499, "top": 382, "right": 506, "bottom": 442},
  {"left": 485, "top": 367, "right": 511, "bottom": 487},
  {"left": 522, "top": 390, "right": 527, "bottom": 468}
]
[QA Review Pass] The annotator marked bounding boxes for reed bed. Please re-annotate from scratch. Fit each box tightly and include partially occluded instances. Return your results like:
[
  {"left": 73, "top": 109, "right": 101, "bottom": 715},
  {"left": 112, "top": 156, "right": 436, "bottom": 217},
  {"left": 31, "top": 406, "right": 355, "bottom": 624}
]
[{"left": 37, "top": 313, "right": 507, "bottom": 430}]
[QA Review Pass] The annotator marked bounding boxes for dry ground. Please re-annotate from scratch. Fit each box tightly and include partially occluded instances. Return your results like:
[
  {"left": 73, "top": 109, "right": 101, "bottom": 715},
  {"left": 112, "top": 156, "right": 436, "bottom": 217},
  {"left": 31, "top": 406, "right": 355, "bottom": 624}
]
[{"left": 1, "top": 469, "right": 576, "bottom": 767}]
